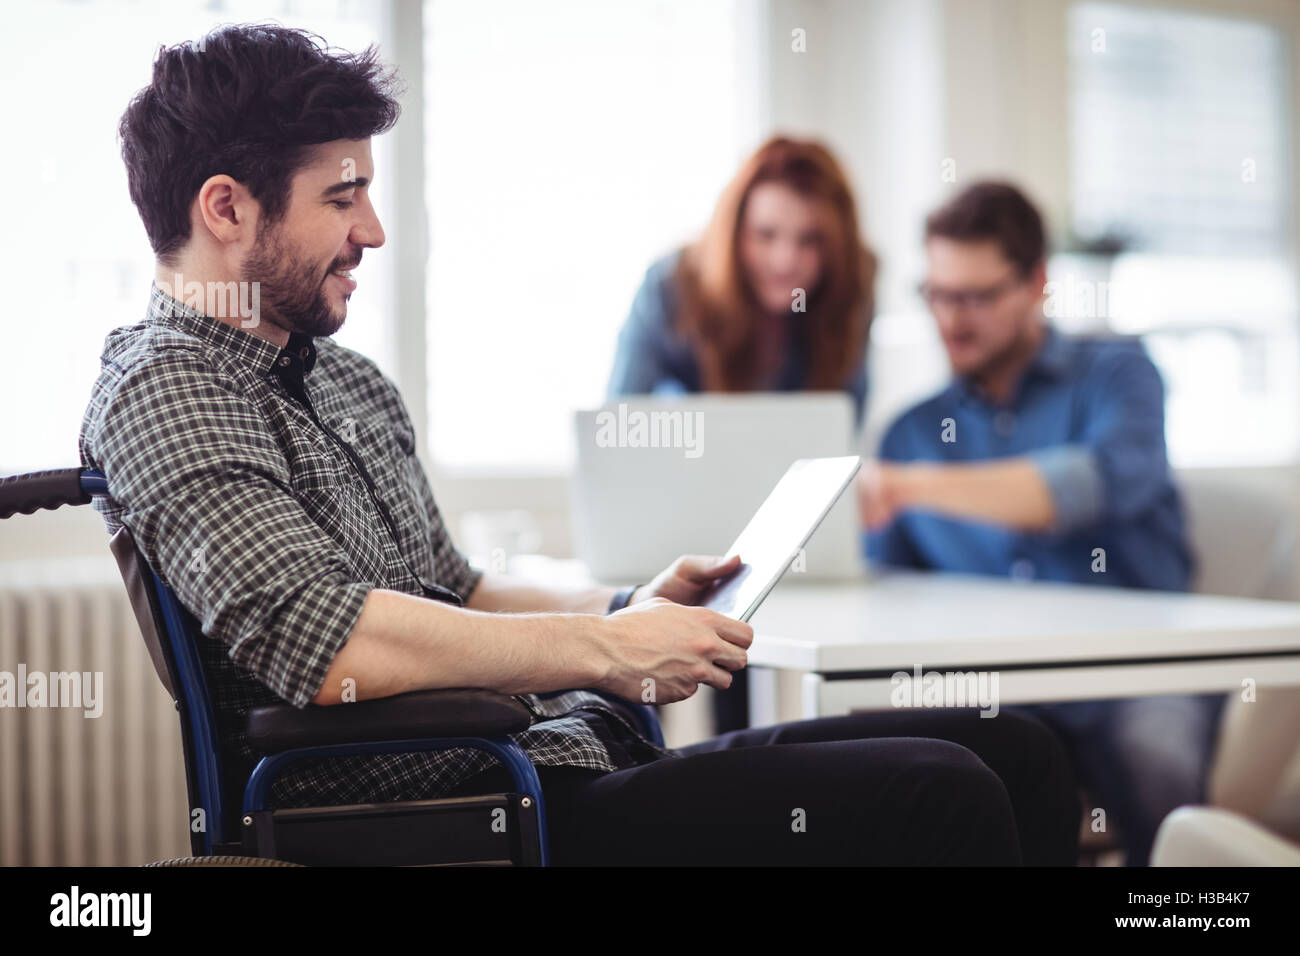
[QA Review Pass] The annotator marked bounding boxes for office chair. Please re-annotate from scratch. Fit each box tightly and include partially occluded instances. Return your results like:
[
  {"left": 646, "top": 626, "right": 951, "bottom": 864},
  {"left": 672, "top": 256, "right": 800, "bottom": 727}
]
[{"left": 0, "top": 467, "right": 665, "bottom": 866}]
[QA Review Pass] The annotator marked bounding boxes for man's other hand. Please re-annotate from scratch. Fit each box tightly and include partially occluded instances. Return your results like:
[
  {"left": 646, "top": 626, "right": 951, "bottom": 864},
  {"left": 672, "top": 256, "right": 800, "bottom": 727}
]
[{"left": 631, "top": 553, "right": 744, "bottom": 607}]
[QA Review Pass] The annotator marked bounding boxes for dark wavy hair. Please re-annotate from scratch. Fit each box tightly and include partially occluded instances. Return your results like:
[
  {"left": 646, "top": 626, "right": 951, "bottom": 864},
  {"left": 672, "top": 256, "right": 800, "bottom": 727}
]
[
  {"left": 119, "top": 23, "right": 402, "bottom": 264},
  {"left": 925, "top": 181, "right": 1047, "bottom": 277}
]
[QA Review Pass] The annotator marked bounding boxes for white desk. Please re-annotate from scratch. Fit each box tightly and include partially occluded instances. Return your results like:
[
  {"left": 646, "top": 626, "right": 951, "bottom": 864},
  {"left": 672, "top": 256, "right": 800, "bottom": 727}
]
[{"left": 746, "top": 571, "right": 1300, "bottom": 723}]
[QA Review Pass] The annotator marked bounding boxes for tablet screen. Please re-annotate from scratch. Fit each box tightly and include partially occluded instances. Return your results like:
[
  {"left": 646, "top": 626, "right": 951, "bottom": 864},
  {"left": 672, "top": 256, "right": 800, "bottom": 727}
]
[{"left": 702, "top": 456, "right": 861, "bottom": 621}]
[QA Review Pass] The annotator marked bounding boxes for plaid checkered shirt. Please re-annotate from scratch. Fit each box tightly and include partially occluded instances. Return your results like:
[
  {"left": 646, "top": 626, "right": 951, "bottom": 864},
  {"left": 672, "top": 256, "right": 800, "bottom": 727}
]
[{"left": 79, "top": 284, "right": 675, "bottom": 829}]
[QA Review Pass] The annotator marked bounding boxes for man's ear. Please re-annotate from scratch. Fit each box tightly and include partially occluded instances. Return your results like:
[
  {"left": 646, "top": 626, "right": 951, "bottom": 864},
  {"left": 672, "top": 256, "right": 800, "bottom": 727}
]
[
  {"left": 1028, "top": 260, "right": 1049, "bottom": 304},
  {"left": 194, "top": 174, "right": 257, "bottom": 248}
]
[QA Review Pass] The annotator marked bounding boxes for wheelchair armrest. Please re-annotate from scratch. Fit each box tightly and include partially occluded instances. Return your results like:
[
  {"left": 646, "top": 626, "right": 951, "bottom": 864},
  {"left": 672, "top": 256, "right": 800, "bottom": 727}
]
[{"left": 246, "top": 688, "right": 533, "bottom": 755}]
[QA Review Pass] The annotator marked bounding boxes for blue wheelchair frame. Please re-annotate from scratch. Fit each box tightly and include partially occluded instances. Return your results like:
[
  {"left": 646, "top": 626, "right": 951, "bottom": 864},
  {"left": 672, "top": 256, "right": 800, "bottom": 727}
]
[{"left": 3, "top": 468, "right": 665, "bottom": 866}]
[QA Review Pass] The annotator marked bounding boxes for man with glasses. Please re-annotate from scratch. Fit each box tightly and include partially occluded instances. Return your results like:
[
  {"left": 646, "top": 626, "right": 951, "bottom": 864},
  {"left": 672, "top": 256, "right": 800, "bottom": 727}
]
[{"left": 857, "top": 180, "right": 1224, "bottom": 866}]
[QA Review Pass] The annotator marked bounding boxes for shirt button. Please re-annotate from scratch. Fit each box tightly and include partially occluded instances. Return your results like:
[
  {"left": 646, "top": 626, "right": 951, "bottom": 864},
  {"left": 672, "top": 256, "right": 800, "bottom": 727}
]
[
  {"left": 994, "top": 411, "right": 1016, "bottom": 437},
  {"left": 1010, "top": 559, "right": 1035, "bottom": 581},
  {"left": 279, "top": 356, "right": 291, "bottom": 367}
]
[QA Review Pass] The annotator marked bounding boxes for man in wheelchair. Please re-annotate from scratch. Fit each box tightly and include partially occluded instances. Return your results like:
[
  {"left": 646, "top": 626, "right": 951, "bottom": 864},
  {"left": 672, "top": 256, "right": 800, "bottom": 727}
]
[{"left": 77, "top": 22, "right": 1080, "bottom": 865}]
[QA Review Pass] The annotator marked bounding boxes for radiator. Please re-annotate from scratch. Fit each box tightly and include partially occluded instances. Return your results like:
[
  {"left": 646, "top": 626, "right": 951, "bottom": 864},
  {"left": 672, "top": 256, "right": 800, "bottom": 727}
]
[{"left": 0, "top": 556, "right": 190, "bottom": 865}]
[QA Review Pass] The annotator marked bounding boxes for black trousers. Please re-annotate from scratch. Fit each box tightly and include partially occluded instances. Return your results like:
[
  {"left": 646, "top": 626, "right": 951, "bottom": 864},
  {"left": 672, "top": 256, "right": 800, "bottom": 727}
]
[{"left": 451, "top": 707, "right": 1081, "bottom": 865}]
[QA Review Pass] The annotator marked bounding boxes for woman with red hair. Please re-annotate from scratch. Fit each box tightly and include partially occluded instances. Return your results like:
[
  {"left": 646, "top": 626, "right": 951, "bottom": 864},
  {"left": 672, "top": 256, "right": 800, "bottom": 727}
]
[
  {"left": 606, "top": 136, "right": 877, "bottom": 732},
  {"left": 607, "top": 135, "right": 876, "bottom": 426}
]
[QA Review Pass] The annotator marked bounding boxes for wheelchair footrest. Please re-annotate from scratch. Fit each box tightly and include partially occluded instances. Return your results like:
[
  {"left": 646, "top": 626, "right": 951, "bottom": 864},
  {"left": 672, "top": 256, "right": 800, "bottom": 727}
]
[{"left": 241, "top": 793, "right": 543, "bottom": 866}]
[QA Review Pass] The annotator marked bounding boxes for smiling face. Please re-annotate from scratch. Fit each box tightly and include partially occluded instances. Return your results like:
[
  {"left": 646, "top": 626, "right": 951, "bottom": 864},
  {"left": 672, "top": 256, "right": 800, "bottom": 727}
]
[
  {"left": 737, "top": 181, "right": 827, "bottom": 315},
  {"left": 240, "top": 138, "right": 385, "bottom": 338}
]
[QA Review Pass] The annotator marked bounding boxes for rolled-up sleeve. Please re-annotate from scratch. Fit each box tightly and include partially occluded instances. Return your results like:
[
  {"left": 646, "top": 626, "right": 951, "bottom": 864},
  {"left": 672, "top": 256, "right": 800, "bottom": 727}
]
[
  {"left": 1026, "top": 444, "right": 1105, "bottom": 533},
  {"left": 91, "top": 348, "right": 373, "bottom": 708},
  {"left": 1029, "top": 344, "right": 1173, "bottom": 533}
]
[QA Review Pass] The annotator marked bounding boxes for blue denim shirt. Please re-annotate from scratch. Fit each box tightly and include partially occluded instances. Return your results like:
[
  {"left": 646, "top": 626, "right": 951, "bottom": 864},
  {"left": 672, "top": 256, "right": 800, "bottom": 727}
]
[
  {"left": 866, "top": 326, "right": 1192, "bottom": 591},
  {"left": 605, "top": 250, "right": 869, "bottom": 428}
]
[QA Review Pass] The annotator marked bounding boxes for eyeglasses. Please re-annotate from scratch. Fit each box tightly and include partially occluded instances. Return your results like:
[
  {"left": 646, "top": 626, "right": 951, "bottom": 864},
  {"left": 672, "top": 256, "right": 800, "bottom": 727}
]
[{"left": 916, "top": 272, "right": 1027, "bottom": 313}]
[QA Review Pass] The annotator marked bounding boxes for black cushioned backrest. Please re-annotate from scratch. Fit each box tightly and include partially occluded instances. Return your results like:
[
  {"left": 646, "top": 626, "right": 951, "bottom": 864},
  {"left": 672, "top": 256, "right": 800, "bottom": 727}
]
[{"left": 108, "top": 525, "right": 179, "bottom": 701}]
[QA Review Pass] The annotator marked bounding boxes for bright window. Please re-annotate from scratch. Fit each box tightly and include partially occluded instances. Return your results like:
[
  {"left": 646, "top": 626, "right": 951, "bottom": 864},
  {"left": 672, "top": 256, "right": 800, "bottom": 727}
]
[
  {"left": 424, "top": 0, "right": 761, "bottom": 472},
  {"left": 1066, "top": 1, "right": 1298, "bottom": 466}
]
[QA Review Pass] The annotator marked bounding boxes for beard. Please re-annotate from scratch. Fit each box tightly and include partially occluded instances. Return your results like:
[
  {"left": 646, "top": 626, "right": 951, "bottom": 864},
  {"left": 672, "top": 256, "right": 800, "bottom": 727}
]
[
  {"left": 241, "top": 220, "right": 354, "bottom": 338},
  {"left": 960, "top": 315, "right": 1044, "bottom": 386}
]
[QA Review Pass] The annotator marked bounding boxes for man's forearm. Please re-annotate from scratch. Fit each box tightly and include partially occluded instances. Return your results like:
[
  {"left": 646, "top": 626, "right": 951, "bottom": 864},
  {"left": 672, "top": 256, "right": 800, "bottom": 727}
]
[
  {"left": 899, "top": 458, "right": 1057, "bottom": 532},
  {"left": 311, "top": 588, "right": 608, "bottom": 705},
  {"left": 465, "top": 570, "right": 620, "bottom": 615}
]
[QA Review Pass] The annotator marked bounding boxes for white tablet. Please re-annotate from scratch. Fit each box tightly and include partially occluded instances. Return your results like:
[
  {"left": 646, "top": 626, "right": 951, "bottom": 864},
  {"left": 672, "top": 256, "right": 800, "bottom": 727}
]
[{"left": 702, "top": 456, "right": 862, "bottom": 622}]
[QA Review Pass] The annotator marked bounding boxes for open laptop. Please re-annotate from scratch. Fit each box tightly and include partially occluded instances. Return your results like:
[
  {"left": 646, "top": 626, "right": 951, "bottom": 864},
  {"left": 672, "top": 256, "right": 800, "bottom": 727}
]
[{"left": 571, "top": 393, "right": 864, "bottom": 582}]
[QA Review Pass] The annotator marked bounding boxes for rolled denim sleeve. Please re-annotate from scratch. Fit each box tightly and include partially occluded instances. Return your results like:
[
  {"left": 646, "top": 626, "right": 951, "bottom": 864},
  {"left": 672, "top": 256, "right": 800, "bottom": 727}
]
[
  {"left": 1029, "top": 343, "right": 1173, "bottom": 532},
  {"left": 87, "top": 348, "right": 373, "bottom": 708},
  {"left": 1027, "top": 444, "right": 1105, "bottom": 533}
]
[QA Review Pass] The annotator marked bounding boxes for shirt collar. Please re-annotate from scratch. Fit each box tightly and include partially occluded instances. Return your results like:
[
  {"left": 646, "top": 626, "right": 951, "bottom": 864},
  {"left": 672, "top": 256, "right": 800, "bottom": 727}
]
[
  {"left": 1030, "top": 323, "right": 1070, "bottom": 379},
  {"left": 951, "top": 322, "right": 1067, "bottom": 407},
  {"left": 145, "top": 281, "right": 317, "bottom": 382}
]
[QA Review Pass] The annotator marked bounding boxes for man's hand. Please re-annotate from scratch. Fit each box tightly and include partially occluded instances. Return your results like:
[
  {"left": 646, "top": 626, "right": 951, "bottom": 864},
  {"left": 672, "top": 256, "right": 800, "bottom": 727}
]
[
  {"left": 629, "top": 553, "right": 744, "bottom": 607},
  {"left": 594, "top": 597, "right": 753, "bottom": 703},
  {"left": 855, "top": 457, "right": 1058, "bottom": 532},
  {"left": 855, "top": 460, "right": 909, "bottom": 531}
]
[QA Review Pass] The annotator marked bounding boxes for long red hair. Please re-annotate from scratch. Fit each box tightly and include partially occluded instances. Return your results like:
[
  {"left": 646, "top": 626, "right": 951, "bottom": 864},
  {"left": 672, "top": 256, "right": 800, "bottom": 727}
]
[{"left": 674, "top": 136, "right": 876, "bottom": 392}]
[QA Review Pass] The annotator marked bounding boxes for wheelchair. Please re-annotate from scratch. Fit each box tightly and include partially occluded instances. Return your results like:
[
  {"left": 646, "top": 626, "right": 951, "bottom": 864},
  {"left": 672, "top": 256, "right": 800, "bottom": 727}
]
[{"left": 0, "top": 467, "right": 664, "bottom": 866}]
